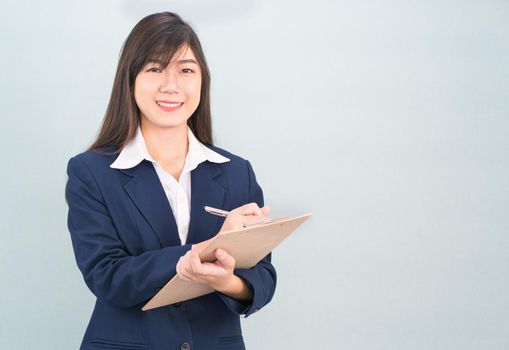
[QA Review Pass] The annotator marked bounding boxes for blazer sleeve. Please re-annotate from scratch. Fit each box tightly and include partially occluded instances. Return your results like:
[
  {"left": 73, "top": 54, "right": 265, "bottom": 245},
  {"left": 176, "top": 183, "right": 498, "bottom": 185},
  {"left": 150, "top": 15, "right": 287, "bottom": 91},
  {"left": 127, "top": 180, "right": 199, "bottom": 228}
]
[
  {"left": 216, "top": 160, "right": 277, "bottom": 317},
  {"left": 66, "top": 156, "right": 192, "bottom": 309}
]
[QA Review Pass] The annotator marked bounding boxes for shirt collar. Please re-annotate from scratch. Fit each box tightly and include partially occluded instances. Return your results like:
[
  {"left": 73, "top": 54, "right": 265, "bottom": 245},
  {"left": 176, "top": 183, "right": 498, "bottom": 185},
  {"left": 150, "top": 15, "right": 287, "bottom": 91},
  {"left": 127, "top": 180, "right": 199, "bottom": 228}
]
[{"left": 110, "top": 126, "right": 230, "bottom": 170}]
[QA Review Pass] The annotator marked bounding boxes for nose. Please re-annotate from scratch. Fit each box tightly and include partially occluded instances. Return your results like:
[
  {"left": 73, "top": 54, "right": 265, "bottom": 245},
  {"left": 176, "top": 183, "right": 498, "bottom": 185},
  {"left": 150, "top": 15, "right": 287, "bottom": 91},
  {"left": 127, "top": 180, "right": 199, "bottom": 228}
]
[{"left": 159, "top": 68, "right": 179, "bottom": 93}]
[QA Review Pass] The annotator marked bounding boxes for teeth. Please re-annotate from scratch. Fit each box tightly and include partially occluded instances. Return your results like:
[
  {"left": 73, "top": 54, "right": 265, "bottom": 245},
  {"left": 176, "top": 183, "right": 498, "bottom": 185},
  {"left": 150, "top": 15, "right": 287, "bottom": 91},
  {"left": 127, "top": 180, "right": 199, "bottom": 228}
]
[{"left": 157, "top": 101, "right": 182, "bottom": 108}]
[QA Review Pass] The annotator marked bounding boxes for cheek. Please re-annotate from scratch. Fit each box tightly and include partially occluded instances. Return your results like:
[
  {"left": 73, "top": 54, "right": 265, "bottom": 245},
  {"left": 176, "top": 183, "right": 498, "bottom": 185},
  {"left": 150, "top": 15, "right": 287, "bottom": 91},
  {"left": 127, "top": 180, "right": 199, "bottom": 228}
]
[
  {"left": 133, "top": 79, "right": 145, "bottom": 107},
  {"left": 133, "top": 87, "right": 141, "bottom": 108},
  {"left": 134, "top": 77, "right": 157, "bottom": 105},
  {"left": 186, "top": 79, "right": 202, "bottom": 102}
]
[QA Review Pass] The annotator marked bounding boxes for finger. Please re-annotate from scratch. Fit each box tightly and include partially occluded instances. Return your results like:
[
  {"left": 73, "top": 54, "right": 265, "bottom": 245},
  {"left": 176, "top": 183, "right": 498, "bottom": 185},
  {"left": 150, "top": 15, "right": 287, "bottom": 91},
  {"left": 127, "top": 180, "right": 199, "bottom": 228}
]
[
  {"left": 215, "top": 249, "right": 235, "bottom": 269},
  {"left": 189, "top": 249, "right": 203, "bottom": 275},
  {"left": 198, "top": 261, "right": 224, "bottom": 277},
  {"left": 176, "top": 257, "right": 184, "bottom": 276},
  {"left": 179, "top": 270, "right": 194, "bottom": 282},
  {"left": 241, "top": 215, "right": 270, "bottom": 227},
  {"left": 261, "top": 205, "right": 271, "bottom": 217},
  {"left": 177, "top": 252, "right": 191, "bottom": 273},
  {"left": 236, "top": 202, "right": 263, "bottom": 216},
  {"left": 177, "top": 256, "right": 194, "bottom": 282},
  {"left": 180, "top": 262, "right": 199, "bottom": 282}
]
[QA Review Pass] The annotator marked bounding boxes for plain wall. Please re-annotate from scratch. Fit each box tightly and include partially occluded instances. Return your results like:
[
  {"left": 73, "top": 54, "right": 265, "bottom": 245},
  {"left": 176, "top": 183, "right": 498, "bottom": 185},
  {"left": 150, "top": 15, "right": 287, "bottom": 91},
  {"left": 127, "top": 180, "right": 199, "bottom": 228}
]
[{"left": 1, "top": 0, "right": 508, "bottom": 349}]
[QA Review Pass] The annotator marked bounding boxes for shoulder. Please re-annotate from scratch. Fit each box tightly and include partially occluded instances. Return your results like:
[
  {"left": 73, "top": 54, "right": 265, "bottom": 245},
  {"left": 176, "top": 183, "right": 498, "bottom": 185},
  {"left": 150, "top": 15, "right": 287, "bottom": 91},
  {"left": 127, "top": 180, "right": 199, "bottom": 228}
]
[
  {"left": 205, "top": 145, "right": 260, "bottom": 184},
  {"left": 67, "top": 146, "right": 120, "bottom": 177},
  {"left": 206, "top": 146, "right": 263, "bottom": 204},
  {"left": 205, "top": 145, "right": 255, "bottom": 171}
]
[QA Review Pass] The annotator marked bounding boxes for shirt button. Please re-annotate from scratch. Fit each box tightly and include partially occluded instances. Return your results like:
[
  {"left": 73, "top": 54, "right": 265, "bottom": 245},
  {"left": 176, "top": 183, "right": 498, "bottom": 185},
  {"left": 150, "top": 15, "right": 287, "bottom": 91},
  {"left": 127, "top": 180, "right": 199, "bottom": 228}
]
[{"left": 180, "top": 342, "right": 191, "bottom": 350}]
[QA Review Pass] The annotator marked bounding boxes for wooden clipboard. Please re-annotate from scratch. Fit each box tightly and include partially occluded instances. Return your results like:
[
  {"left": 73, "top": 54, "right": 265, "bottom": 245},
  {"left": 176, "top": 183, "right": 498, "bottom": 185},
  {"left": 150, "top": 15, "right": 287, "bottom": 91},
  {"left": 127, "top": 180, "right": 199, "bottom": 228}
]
[{"left": 142, "top": 213, "right": 312, "bottom": 311}]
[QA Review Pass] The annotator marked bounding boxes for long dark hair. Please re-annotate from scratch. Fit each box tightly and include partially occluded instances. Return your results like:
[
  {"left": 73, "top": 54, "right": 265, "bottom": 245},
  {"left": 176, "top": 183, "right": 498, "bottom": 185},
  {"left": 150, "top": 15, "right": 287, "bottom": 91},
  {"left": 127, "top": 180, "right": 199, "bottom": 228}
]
[{"left": 88, "top": 12, "right": 213, "bottom": 153}]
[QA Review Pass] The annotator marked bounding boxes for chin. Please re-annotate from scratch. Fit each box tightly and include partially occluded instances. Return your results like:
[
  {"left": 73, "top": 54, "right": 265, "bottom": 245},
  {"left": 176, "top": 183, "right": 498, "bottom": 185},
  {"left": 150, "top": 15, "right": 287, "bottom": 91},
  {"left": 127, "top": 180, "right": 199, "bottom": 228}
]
[{"left": 145, "top": 117, "right": 190, "bottom": 129}]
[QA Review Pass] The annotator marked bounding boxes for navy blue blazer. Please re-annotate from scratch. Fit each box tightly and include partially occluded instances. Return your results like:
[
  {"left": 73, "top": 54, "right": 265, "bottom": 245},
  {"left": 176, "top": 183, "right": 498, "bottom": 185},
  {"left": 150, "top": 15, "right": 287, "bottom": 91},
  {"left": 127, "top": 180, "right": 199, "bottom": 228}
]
[{"left": 65, "top": 145, "right": 277, "bottom": 350}]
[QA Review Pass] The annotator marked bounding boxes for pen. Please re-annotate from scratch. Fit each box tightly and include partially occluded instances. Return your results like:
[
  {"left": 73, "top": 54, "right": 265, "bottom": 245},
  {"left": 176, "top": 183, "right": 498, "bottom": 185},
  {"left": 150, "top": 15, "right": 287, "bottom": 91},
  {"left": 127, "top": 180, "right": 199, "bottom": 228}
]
[{"left": 203, "top": 206, "right": 230, "bottom": 217}]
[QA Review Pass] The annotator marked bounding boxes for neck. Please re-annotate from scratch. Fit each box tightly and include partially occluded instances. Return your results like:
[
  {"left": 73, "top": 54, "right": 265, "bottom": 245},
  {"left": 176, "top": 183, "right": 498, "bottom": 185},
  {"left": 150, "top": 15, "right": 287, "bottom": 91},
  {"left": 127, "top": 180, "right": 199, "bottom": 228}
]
[{"left": 140, "top": 121, "right": 189, "bottom": 165}]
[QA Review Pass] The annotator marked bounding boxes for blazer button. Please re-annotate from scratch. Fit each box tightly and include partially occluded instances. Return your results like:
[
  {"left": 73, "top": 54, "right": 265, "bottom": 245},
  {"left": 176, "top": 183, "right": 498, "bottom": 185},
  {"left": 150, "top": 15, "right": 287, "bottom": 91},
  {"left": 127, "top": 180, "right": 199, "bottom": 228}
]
[{"left": 180, "top": 342, "right": 191, "bottom": 350}]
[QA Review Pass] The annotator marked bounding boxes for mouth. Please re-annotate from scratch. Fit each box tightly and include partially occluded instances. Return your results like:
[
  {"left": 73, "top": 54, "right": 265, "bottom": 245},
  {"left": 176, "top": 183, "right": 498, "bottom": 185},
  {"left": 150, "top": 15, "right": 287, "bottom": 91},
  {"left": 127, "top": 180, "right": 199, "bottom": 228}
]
[{"left": 156, "top": 100, "right": 184, "bottom": 112}]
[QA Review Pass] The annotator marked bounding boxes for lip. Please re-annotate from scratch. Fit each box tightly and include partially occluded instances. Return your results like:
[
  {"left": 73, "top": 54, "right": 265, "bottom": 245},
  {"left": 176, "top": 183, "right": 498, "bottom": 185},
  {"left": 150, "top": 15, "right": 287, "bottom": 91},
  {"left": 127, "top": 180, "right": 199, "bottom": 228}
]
[{"left": 156, "top": 100, "right": 184, "bottom": 112}]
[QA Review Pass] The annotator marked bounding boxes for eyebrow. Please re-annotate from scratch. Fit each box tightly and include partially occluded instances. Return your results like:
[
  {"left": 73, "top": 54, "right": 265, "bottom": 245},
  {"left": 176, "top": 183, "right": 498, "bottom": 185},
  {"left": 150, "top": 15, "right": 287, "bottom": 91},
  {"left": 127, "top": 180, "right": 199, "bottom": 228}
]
[
  {"left": 147, "top": 58, "right": 198, "bottom": 65},
  {"left": 176, "top": 59, "right": 198, "bottom": 65}
]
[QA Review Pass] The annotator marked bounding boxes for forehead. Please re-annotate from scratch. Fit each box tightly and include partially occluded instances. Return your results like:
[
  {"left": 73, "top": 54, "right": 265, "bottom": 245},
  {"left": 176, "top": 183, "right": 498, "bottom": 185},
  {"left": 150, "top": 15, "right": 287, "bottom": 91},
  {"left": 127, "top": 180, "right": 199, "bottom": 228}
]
[
  {"left": 147, "top": 44, "right": 197, "bottom": 65},
  {"left": 173, "top": 46, "right": 197, "bottom": 60}
]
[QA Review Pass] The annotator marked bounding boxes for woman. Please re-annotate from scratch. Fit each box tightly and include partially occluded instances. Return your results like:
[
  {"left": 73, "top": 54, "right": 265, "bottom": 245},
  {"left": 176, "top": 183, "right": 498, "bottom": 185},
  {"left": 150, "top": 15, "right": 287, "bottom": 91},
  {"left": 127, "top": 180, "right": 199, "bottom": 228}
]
[{"left": 65, "top": 12, "right": 276, "bottom": 350}]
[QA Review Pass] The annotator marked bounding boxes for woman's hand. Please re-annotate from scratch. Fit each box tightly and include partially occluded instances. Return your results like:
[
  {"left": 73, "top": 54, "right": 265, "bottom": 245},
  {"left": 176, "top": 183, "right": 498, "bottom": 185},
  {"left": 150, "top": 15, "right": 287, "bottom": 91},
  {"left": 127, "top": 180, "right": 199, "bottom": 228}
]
[
  {"left": 176, "top": 246, "right": 252, "bottom": 301},
  {"left": 175, "top": 203, "right": 270, "bottom": 302},
  {"left": 177, "top": 246, "right": 233, "bottom": 289},
  {"left": 219, "top": 202, "right": 271, "bottom": 233}
]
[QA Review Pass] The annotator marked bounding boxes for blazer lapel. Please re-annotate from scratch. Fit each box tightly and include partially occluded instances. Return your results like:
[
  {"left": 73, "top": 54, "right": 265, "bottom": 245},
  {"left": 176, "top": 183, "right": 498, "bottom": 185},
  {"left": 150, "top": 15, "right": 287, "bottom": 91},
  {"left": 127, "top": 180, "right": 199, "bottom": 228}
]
[
  {"left": 121, "top": 160, "right": 181, "bottom": 247},
  {"left": 187, "top": 161, "right": 226, "bottom": 244}
]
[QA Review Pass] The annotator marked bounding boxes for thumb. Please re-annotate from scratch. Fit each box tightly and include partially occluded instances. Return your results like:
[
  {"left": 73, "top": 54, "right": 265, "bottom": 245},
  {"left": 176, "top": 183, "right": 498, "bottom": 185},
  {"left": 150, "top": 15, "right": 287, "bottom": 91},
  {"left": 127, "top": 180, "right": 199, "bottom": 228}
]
[
  {"left": 215, "top": 249, "right": 235, "bottom": 269},
  {"left": 261, "top": 205, "right": 271, "bottom": 218}
]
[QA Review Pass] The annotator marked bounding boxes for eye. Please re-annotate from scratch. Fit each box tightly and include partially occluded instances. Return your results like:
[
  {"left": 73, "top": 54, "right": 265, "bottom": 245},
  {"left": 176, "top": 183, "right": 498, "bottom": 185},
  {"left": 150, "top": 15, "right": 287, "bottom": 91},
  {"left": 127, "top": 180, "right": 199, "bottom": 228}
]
[
  {"left": 182, "top": 68, "right": 194, "bottom": 73},
  {"left": 146, "top": 66, "right": 162, "bottom": 73}
]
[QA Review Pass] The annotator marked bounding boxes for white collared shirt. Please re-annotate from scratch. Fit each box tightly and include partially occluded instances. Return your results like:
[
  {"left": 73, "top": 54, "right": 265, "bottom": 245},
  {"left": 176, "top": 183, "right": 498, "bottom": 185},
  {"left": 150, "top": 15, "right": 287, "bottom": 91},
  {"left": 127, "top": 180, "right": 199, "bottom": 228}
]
[{"left": 110, "top": 126, "right": 230, "bottom": 245}]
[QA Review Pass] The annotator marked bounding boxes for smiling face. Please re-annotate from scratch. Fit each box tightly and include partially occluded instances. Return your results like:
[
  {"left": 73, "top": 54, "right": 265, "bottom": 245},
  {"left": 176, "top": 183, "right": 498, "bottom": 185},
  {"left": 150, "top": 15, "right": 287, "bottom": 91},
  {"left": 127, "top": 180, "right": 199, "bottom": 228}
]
[{"left": 134, "top": 45, "right": 202, "bottom": 131}]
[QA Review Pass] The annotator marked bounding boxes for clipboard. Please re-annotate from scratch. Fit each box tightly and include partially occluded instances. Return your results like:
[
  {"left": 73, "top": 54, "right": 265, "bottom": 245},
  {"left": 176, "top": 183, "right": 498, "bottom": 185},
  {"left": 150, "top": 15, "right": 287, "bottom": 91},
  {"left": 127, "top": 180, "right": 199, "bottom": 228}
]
[{"left": 142, "top": 212, "right": 312, "bottom": 311}]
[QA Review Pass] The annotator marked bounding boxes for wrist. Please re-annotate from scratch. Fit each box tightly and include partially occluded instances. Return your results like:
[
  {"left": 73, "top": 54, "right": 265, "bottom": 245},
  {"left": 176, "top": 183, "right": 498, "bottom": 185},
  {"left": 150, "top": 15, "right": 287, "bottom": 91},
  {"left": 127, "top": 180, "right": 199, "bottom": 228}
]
[
  {"left": 215, "top": 275, "right": 253, "bottom": 303},
  {"left": 214, "top": 274, "right": 241, "bottom": 294}
]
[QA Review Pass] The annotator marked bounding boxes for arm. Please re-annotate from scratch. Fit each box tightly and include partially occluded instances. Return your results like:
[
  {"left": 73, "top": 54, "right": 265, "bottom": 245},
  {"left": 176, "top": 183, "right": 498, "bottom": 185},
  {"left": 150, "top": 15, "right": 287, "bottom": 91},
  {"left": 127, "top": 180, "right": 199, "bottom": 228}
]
[
  {"left": 66, "top": 157, "right": 191, "bottom": 309},
  {"left": 216, "top": 160, "right": 277, "bottom": 317},
  {"left": 175, "top": 160, "right": 277, "bottom": 316}
]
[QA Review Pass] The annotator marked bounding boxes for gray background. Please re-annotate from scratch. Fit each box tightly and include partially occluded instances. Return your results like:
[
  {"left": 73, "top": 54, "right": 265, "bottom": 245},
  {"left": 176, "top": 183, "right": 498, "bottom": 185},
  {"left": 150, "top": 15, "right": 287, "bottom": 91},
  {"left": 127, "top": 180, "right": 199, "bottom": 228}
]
[{"left": 1, "top": 0, "right": 508, "bottom": 349}]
